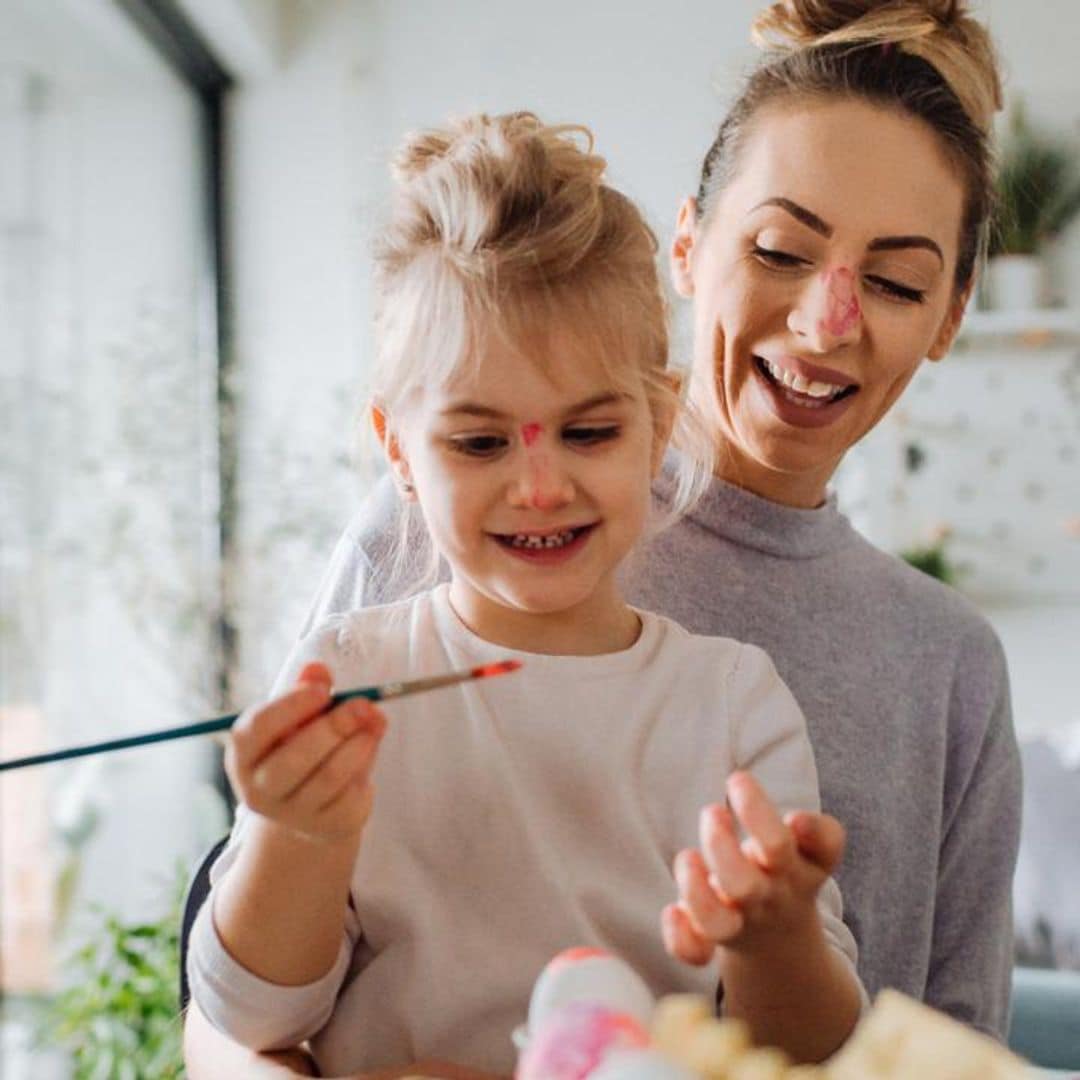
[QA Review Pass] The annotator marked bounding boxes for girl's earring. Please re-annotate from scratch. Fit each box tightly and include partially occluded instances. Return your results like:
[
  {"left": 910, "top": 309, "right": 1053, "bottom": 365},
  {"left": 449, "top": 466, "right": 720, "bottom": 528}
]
[{"left": 399, "top": 480, "right": 415, "bottom": 496}]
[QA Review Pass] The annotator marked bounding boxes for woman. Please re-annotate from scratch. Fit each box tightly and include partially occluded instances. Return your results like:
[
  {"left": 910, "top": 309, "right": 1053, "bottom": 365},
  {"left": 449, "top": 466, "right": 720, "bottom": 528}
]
[{"left": 184, "top": 1, "right": 1020, "bottom": 1076}]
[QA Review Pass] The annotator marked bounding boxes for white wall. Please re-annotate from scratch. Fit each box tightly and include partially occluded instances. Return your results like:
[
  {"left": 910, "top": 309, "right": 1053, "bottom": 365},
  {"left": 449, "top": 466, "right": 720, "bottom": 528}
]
[{"left": 225, "top": 0, "right": 1080, "bottom": 733}]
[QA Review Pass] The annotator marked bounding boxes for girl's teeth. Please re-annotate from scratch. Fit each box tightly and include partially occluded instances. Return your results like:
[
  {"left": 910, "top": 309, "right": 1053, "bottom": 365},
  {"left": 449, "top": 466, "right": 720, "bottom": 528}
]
[{"left": 510, "top": 529, "right": 577, "bottom": 549}]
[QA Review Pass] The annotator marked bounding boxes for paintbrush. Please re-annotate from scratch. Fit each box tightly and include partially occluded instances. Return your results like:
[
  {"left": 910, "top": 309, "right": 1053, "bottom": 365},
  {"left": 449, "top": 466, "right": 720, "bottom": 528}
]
[{"left": 0, "top": 659, "right": 522, "bottom": 773}]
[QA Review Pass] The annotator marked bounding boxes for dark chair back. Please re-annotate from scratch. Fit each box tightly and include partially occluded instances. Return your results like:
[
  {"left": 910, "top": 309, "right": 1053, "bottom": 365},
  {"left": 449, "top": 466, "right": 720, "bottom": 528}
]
[{"left": 178, "top": 836, "right": 229, "bottom": 1012}]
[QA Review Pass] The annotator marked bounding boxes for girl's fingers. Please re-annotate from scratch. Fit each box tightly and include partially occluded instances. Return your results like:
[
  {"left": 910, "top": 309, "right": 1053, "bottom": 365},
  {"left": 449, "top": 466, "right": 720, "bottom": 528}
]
[
  {"left": 699, "top": 802, "right": 767, "bottom": 906},
  {"left": 296, "top": 661, "right": 333, "bottom": 689},
  {"left": 251, "top": 700, "right": 385, "bottom": 803},
  {"left": 661, "top": 902, "right": 716, "bottom": 967},
  {"left": 231, "top": 681, "right": 333, "bottom": 770},
  {"left": 726, "top": 771, "right": 795, "bottom": 873},
  {"left": 292, "top": 723, "right": 384, "bottom": 814},
  {"left": 786, "top": 810, "right": 846, "bottom": 876},
  {"left": 674, "top": 849, "right": 743, "bottom": 943}
]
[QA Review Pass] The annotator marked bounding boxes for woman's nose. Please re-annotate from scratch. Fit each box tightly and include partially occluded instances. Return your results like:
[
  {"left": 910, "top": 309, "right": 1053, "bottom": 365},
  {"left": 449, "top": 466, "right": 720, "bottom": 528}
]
[
  {"left": 508, "top": 450, "right": 575, "bottom": 512},
  {"left": 787, "top": 267, "right": 863, "bottom": 351}
]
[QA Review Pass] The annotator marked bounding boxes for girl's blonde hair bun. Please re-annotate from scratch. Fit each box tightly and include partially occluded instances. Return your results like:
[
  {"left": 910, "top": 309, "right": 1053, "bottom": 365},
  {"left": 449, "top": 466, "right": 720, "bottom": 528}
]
[{"left": 751, "top": 0, "right": 1002, "bottom": 131}]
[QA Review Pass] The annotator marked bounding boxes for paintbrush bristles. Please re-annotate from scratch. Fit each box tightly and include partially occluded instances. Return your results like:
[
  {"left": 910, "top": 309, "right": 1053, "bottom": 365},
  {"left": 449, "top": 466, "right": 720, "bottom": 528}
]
[{"left": 366, "top": 660, "right": 521, "bottom": 702}]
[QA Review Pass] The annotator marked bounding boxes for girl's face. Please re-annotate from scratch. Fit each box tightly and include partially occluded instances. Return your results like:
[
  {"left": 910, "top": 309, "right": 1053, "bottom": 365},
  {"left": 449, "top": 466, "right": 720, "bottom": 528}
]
[
  {"left": 672, "top": 99, "right": 970, "bottom": 508},
  {"left": 383, "top": 327, "right": 666, "bottom": 653}
]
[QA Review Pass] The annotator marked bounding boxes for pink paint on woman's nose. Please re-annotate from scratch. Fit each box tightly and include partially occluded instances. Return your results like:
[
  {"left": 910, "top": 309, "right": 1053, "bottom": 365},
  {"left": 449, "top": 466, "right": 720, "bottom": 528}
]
[
  {"left": 820, "top": 267, "right": 861, "bottom": 337},
  {"left": 521, "top": 422, "right": 543, "bottom": 447}
]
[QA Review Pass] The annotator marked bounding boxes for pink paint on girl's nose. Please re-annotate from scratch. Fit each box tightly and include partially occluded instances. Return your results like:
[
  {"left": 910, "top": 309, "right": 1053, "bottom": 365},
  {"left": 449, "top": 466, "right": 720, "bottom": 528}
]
[
  {"left": 521, "top": 422, "right": 543, "bottom": 447},
  {"left": 820, "top": 267, "right": 861, "bottom": 337}
]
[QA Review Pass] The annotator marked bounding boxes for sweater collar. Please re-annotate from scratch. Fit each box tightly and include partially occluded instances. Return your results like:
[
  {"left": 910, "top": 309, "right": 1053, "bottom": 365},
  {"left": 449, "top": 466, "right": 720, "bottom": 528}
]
[{"left": 655, "top": 459, "right": 856, "bottom": 560}]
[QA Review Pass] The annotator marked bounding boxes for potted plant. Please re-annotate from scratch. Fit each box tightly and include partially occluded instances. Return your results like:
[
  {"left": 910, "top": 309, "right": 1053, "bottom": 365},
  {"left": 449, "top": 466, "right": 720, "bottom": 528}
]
[
  {"left": 34, "top": 866, "right": 187, "bottom": 1079},
  {"left": 987, "top": 103, "right": 1080, "bottom": 310}
]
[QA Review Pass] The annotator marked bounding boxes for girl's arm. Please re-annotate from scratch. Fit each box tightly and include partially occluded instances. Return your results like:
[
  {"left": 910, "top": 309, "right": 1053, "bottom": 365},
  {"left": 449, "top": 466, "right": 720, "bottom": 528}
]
[
  {"left": 663, "top": 773, "right": 862, "bottom": 1062},
  {"left": 662, "top": 643, "right": 863, "bottom": 1062},
  {"left": 187, "top": 662, "right": 387, "bottom": 1047},
  {"left": 183, "top": 1001, "right": 318, "bottom": 1078},
  {"left": 214, "top": 661, "right": 385, "bottom": 985}
]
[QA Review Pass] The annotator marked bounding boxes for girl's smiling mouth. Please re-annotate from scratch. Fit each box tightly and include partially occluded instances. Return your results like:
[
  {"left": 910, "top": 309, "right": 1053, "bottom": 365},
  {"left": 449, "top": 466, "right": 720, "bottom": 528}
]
[{"left": 489, "top": 523, "right": 597, "bottom": 561}]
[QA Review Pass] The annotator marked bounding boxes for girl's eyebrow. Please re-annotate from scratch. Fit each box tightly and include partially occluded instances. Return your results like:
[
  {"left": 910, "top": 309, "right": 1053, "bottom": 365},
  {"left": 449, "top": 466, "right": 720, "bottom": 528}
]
[
  {"left": 751, "top": 197, "right": 944, "bottom": 265},
  {"left": 439, "top": 391, "right": 632, "bottom": 420}
]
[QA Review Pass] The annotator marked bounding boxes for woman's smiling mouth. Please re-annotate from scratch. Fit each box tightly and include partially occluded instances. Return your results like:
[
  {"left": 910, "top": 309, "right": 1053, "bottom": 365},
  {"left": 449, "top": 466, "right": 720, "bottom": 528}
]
[{"left": 752, "top": 355, "right": 860, "bottom": 428}]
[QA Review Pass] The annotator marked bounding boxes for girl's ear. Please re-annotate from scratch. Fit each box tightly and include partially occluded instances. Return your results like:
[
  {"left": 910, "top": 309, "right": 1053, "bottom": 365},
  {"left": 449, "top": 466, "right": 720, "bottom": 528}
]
[
  {"left": 927, "top": 280, "right": 974, "bottom": 362},
  {"left": 670, "top": 197, "right": 699, "bottom": 300},
  {"left": 370, "top": 403, "right": 417, "bottom": 500}
]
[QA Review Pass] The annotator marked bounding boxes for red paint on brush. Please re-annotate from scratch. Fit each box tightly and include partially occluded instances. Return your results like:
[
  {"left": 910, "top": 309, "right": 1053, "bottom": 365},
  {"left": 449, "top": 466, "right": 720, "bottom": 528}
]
[
  {"left": 470, "top": 659, "right": 523, "bottom": 679},
  {"left": 820, "top": 267, "right": 860, "bottom": 337},
  {"left": 521, "top": 422, "right": 543, "bottom": 447}
]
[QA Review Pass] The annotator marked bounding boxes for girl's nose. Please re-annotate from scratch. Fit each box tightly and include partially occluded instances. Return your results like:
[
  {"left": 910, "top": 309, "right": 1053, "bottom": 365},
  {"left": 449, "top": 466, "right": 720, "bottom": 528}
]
[
  {"left": 787, "top": 267, "right": 863, "bottom": 351},
  {"left": 509, "top": 451, "right": 575, "bottom": 512}
]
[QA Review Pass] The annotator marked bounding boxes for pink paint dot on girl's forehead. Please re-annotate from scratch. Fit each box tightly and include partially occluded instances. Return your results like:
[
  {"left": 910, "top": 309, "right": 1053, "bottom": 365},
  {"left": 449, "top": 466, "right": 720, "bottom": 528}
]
[{"left": 521, "top": 422, "right": 543, "bottom": 447}]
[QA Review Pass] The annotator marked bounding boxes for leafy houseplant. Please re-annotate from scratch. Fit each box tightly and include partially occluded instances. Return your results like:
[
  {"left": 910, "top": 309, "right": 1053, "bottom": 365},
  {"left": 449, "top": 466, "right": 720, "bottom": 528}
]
[
  {"left": 987, "top": 105, "right": 1080, "bottom": 309},
  {"left": 37, "top": 867, "right": 186, "bottom": 1079}
]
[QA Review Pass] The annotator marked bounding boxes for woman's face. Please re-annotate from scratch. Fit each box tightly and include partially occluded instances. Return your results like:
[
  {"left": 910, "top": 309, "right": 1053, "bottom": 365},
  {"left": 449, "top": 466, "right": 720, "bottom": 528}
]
[{"left": 672, "top": 98, "right": 971, "bottom": 507}]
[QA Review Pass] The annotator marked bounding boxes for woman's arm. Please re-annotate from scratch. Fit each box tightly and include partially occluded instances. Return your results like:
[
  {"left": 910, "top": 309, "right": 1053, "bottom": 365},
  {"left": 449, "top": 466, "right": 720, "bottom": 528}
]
[{"left": 924, "top": 629, "right": 1021, "bottom": 1038}]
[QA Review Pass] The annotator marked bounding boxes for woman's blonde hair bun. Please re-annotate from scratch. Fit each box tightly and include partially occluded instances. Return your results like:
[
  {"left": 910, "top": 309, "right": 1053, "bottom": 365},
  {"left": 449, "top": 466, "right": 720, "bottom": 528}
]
[{"left": 751, "top": 0, "right": 1002, "bottom": 131}]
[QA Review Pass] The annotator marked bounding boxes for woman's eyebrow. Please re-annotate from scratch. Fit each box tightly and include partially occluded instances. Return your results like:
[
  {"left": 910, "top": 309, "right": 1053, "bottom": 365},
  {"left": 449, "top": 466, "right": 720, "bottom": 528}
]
[
  {"left": 753, "top": 197, "right": 944, "bottom": 264},
  {"left": 867, "top": 235, "right": 944, "bottom": 265},
  {"left": 753, "top": 197, "right": 832, "bottom": 236}
]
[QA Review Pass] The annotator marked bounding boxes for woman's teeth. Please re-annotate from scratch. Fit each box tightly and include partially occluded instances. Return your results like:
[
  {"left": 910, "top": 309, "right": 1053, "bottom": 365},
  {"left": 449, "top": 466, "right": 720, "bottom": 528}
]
[
  {"left": 761, "top": 357, "right": 848, "bottom": 402},
  {"left": 507, "top": 529, "right": 579, "bottom": 550}
]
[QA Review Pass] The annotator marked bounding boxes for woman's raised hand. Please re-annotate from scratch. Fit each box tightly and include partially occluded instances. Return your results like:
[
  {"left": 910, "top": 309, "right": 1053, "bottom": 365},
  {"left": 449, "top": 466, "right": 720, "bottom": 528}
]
[
  {"left": 661, "top": 770, "right": 845, "bottom": 965},
  {"left": 225, "top": 662, "right": 387, "bottom": 843}
]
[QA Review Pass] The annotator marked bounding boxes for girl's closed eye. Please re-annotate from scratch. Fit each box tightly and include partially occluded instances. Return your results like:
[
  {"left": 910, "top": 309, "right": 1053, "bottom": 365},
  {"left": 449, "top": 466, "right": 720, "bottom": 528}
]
[
  {"left": 447, "top": 433, "right": 509, "bottom": 458},
  {"left": 562, "top": 423, "right": 621, "bottom": 447}
]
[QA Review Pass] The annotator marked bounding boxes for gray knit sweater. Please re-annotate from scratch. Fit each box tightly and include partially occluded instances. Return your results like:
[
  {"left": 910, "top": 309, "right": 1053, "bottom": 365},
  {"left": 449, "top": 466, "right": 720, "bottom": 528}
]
[{"left": 304, "top": 468, "right": 1021, "bottom": 1039}]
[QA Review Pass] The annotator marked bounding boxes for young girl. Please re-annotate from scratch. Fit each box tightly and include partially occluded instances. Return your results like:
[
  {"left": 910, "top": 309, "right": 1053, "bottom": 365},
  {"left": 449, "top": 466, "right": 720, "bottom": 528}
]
[{"left": 186, "top": 112, "right": 864, "bottom": 1077}]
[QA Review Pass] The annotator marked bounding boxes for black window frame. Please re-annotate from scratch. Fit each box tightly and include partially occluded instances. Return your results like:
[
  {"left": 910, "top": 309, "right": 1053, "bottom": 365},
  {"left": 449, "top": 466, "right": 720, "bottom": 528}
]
[{"left": 114, "top": 0, "right": 237, "bottom": 706}]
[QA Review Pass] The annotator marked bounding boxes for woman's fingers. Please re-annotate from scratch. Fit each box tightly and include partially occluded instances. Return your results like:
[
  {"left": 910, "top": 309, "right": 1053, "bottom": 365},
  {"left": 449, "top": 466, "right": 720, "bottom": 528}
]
[
  {"left": 661, "top": 902, "right": 717, "bottom": 967},
  {"left": 726, "top": 770, "right": 796, "bottom": 873}
]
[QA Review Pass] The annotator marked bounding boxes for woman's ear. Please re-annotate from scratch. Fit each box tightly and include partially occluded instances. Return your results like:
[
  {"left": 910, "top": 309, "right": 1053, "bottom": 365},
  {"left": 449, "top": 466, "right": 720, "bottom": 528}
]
[
  {"left": 370, "top": 403, "right": 416, "bottom": 499},
  {"left": 927, "top": 280, "right": 975, "bottom": 361},
  {"left": 670, "top": 196, "right": 699, "bottom": 300}
]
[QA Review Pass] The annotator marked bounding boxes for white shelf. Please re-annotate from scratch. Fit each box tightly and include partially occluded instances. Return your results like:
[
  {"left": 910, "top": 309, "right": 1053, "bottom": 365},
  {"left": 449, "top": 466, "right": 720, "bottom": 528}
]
[{"left": 958, "top": 308, "right": 1080, "bottom": 347}]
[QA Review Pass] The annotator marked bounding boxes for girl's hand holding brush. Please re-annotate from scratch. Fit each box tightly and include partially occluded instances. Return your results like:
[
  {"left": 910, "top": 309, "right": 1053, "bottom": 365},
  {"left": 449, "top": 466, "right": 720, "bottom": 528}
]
[{"left": 226, "top": 661, "right": 388, "bottom": 845}]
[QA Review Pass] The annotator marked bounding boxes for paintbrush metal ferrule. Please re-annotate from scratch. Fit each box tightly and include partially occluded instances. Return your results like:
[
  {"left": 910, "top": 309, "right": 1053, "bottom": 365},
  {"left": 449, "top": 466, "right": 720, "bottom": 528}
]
[{"left": 0, "top": 659, "right": 522, "bottom": 773}]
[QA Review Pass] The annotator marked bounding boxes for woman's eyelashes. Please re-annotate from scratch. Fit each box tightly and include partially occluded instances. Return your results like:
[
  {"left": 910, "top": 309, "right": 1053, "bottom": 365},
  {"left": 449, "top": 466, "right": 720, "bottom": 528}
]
[
  {"left": 750, "top": 244, "right": 926, "bottom": 304},
  {"left": 446, "top": 424, "right": 621, "bottom": 458}
]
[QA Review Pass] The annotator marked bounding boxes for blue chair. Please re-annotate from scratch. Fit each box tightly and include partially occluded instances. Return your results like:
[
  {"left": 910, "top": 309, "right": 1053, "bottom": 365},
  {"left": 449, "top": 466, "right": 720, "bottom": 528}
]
[{"left": 1009, "top": 965, "right": 1080, "bottom": 1070}]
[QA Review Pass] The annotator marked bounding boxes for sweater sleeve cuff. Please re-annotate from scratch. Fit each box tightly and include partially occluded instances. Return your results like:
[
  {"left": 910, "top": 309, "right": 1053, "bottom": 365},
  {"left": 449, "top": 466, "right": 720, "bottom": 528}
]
[
  {"left": 817, "top": 876, "right": 871, "bottom": 1014},
  {"left": 186, "top": 894, "right": 352, "bottom": 1051}
]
